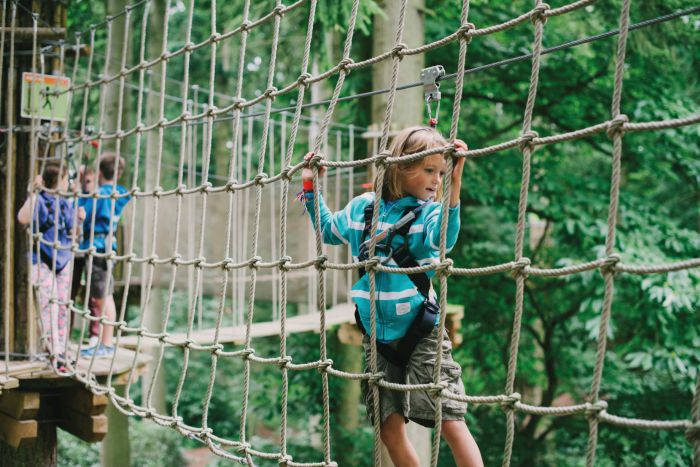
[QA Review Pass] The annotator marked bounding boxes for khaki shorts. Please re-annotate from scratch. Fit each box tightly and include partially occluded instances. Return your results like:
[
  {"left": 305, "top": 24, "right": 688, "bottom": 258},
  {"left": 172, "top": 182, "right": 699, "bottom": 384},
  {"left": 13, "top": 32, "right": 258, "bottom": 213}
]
[{"left": 361, "top": 327, "right": 467, "bottom": 428}]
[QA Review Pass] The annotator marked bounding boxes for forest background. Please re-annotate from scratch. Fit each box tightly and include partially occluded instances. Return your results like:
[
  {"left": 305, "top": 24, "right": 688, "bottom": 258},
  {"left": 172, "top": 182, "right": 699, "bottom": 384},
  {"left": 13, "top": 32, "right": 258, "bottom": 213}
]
[{"left": 51, "top": 0, "right": 700, "bottom": 465}]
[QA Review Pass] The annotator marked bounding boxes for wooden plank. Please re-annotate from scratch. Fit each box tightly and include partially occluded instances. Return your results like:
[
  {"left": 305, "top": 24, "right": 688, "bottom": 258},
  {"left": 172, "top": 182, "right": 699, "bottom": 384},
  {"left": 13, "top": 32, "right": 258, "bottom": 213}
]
[
  {"left": 0, "top": 411, "right": 37, "bottom": 448},
  {"left": 0, "top": 375, "right": 19, "bottom": 393},
  {"left": 60, "top": 388, "right": 107, "bottom": 416},
  {"left": 0, "top": 391, "right": 40, "bottom": 420},
  {"left": 56, "top": 409, "right": 107, "bottom": 443},
  {"left": 119, "top": 302, "right": 356, "bottom": 349}
]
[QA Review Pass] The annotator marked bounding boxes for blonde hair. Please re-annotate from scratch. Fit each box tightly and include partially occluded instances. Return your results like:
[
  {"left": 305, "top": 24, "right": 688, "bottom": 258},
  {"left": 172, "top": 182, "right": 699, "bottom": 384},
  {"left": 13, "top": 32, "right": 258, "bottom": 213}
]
[{"left": 376, "top": 126, "right": 448, "bottom": 201}]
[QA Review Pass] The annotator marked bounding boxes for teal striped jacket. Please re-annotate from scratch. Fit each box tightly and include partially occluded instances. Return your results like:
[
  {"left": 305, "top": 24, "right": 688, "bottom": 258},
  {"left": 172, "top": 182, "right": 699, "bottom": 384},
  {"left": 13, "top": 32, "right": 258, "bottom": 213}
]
[{"left": 306, "top": 192, "right": 460, "bottom": 342}]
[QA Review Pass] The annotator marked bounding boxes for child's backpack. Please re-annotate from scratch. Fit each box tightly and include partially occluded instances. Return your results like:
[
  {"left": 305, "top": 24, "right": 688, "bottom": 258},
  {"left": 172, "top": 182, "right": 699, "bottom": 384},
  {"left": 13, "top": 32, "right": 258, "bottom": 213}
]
[{"left": 34, "top": 192, "right": 74, "bottom": 273}]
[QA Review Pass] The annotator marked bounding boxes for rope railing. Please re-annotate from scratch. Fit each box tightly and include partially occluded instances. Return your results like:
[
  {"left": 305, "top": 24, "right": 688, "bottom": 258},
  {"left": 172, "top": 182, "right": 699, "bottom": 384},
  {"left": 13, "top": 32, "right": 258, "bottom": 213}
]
[{"left": 4, "top": 0, "right": 699, "bottom": 465}]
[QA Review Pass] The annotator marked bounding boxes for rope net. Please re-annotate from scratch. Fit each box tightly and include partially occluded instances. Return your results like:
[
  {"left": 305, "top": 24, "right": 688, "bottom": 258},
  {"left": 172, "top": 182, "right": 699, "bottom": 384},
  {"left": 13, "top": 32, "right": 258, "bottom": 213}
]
[{"left": 4, "top": 0, "right": 699, "bottom": 465}]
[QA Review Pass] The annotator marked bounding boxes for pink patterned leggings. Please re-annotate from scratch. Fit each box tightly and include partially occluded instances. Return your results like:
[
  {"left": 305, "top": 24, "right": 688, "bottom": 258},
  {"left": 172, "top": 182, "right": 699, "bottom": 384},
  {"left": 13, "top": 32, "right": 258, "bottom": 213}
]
[{"left": 33, "top": 263, "right": 71, "bottom": 358}]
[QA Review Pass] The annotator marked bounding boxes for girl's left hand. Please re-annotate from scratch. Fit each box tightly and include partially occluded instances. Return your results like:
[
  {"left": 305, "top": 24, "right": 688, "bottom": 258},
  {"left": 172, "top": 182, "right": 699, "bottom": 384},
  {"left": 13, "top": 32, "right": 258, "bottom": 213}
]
[
  {"left": 451, "top": 140, "right": 467, "bottom": 184},
  {"left": 448, "top": 139, "right": 467, "bottom": 207}
]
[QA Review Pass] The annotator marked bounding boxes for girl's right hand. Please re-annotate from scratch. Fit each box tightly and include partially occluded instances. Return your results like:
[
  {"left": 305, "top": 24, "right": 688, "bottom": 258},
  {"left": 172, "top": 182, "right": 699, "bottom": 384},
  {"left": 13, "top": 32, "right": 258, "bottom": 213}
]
[{"left": 301, "top": 152, "right": 326, "bottom": 183}]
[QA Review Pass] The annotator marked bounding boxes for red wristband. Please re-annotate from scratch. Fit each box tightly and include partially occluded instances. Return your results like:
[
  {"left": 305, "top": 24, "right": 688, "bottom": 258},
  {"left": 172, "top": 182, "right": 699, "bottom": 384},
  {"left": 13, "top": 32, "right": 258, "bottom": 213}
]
[{"left": 303, "top": 179, "right": 314, "bottom": 191}]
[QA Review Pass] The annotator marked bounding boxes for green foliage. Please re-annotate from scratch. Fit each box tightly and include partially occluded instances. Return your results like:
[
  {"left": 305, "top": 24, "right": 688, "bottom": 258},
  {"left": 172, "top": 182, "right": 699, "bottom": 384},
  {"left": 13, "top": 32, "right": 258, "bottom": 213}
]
[{"left": 61, "top": 0, "right": 699, "bottom": 465}]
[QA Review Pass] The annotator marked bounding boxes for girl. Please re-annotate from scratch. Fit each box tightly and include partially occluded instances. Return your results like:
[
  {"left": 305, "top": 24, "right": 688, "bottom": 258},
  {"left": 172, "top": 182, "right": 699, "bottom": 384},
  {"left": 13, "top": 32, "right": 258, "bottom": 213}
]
[
  {"left": 17, "top": 160, "right": 82, "bottom": 373},
  {"left": 301, "top": 126, "right": 483, "bottom": 466}
]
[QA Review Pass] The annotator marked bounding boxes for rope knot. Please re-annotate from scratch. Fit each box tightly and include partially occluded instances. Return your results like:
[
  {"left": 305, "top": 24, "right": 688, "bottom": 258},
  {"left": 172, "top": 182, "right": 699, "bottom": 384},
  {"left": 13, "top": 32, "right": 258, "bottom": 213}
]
[
  {"left": 391, "top": 42, "right": 408, "bottom": 59},
  {"left": 170, "top": 254, "right": 182, "bottom": 265},
  {"left": 254, "top": 172, "right": 268, "bottom": 186},
  {"left": 147, "top": 254, "right": 159, "bottom": 265},
  {"left": 685, "top": 422, "right": 700, "bottom": 443},
  {"left": 606, "top": 114, "right": 629, "bottom": 138},
  {"left": 278, "top": 454, "right": 293, "bottom": 465},
  {"left": 437, "top": 258, "right": 454, "bottom": 275},
  {"left": 531, "top": 3, "right": 551, "bottom": 25},
  {"left": 279, "top": 255, "right": 292, "bottom": 271},
  {"left": 175, "top": 184, "right": 186, "bottom": 196},
  {"left": 317, "top": 359, "right": 333, "bottom": 373},
  {"left": 601, "top": 253, "right": 621, "bottom": 274},
  {"left": 183, "top": 41, "right": 195, "bottom": 52},
  {"left": 232, "top": 97, "right": 245, "bottom": 110},
  {"left": 235, "top": 442, "right": 252, "bottom": 453},
  {"left": 501, "top": 392, "right": 522, "bottom": 410},
  {"left": 297, "top": 72, "right": 312, "bottom": 87},
  {"left": 368, "top": 371, "right": 385, "bottom": 385},
  {"left": 263, "top": 86, "right": 278, "bottom": 99},
  {"left": 280, "top": 166, "right": 293, "bottom": 181},
  {"left": 273, "top": 4, "right": 286, "bottom": 16},
  {"left": 338, "top": 57, "right": 354, "bottom": 74},
  {"left": 240, "top": 20, "right": 253, "bottom": 33},
  {"left": 124, "top": 253, "right": 135, "bottom": 263},
  {"left": 211, "top": 343, "right": 224, "bottom": 355},
  {"left": 314, "top": 254, "right": 328, "bottom": 270},
  {"left": 511, "top": 257, "right": 531, "bottom": 278},
  {"left": 308, "top": 152, "right": 324, "bottom": 168},
  {"left": 210, "top": 32, "right": 222, "bottom": 44},
  {"left": 376, "top": 150, "right": 391, "bottom": 166},
  {"left": 458, "top": 22, "right": 476, "bottom": 43},
  {"left": 429, "top": 381, "right": 449, "bottom": 398},
  {"left": 200, "top": 181, "right": 213, "bottom": 193},
  {"left": 249, "top": 256, "right": 262, "bottom": 269},
  {"left": 225, "top": 180, "right": 238, "bottom": 193},
  {"left": 585, "top": 400, "right": 608, "bottom": 417},
  {"left": 518, "top": 130, "right": 539, "bottom": 152},
  {"left": 241, "top": 348, "right": 255, "bottom": 360},
  {"left": 364, "top": 256, "right": 380, "bottom": 272},
  {"left": 222, "top": 258, "right": 236, "bottom": 271},
  {"left": 152, "top": 186, "right": 163, "bottom": 198},
  {"left": 193, "top": 256, "right": 206, "bottom": 269},
  {"left": 278, "top": 356, "right": 292, "bottom": 368}
]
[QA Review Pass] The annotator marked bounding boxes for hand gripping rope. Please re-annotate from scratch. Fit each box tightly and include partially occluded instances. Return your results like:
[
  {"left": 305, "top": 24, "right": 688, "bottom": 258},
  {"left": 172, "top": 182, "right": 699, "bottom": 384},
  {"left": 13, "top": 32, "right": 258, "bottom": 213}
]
[{"left": 420, "top": 65, "right": 445, "bottom": 128}]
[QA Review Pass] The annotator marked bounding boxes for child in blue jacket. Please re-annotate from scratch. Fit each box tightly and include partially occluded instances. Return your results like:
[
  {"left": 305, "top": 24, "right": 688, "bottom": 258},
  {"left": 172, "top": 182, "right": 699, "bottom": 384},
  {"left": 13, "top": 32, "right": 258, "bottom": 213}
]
[
  {"left": 302, "top": 126, "right": 483, "bottom": 466},
  {"left": 78, "top": 153, "right": 131, "bottom": 357}
]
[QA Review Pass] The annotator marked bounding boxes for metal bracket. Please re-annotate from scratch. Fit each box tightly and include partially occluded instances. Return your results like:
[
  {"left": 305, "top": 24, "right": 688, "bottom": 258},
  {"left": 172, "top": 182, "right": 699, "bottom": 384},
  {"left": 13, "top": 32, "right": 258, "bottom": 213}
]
[{"left": 420, "top": 65, "right": 445, "bottom": 102}]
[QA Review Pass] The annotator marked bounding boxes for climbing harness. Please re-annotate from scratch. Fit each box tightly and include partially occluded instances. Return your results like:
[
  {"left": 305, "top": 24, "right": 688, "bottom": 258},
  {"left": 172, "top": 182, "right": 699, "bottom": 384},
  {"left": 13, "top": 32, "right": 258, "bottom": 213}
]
[
  {"left": 420, "top": 65, "right": 445, "bottom": 128},
  {"left": 355, "top": 201, "right": 439, "bottom": 366}
]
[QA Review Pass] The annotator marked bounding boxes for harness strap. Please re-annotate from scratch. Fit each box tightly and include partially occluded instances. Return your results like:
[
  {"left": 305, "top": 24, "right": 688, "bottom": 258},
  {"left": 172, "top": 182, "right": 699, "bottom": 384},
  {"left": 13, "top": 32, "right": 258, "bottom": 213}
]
[{"left": 357, "top": 201, "right": 431, "bottom": 299}]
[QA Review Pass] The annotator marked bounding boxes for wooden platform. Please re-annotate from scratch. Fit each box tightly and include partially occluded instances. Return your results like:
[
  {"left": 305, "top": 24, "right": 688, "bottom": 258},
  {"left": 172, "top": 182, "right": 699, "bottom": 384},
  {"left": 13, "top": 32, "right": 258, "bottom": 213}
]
[{"left": 119, "top": 302, "right": 356, "bottom": 349}]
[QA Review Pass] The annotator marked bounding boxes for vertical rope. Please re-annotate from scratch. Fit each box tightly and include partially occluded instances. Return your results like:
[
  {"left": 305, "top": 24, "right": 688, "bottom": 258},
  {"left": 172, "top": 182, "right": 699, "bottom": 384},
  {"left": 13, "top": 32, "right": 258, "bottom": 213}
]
[
  {"left": 430, "top": 1, "right": 472, "bottom": 465},
  {"left": 586, "top": 1, "right": 632, "bottom": 465},
  {"left": 238, "top": 1, "right": 284, "bottom": 463},
  {"left": 278, "top": 3, "right": 317, "bottom": 462},
  {"left": 309, "top": 0, "right": 360, "bottom": 463},
  {"left": 502, "top": 2, "right": 549, "bottom": 466},
  {"left": 121, "top": 0, "right": 151, "bottom": 401}
]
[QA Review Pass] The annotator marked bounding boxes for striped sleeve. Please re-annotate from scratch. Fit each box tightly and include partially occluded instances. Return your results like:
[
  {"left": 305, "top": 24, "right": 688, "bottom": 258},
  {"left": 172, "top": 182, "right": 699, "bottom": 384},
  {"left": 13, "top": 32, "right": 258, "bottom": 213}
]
[
  {"left": 423, "top": 202, "right": 461, "bottom": 253},
  {"left": 306, "top": 194, "right": 352, "bottom": 246}
]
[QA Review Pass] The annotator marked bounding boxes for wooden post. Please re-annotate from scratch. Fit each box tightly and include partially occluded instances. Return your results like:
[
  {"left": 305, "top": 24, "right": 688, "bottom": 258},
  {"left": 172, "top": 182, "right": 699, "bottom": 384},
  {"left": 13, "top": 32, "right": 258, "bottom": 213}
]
[
  {"left": 101, "top": 385, "right": 130, "bottom": 467},
  {"left": 335, "top": 323, "right": 363, "bottom": 466}
]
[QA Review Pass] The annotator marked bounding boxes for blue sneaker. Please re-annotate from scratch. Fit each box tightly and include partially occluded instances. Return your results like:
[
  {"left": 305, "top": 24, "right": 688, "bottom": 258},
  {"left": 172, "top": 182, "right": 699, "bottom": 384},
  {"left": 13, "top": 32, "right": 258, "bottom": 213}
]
[{"left": 80, "top": 344, "right": 115, "bottom": 358}]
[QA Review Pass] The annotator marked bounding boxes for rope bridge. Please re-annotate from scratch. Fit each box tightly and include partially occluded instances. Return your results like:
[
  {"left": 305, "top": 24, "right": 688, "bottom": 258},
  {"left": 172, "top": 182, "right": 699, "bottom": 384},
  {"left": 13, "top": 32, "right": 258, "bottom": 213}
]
[{"left": 3, "top": 0, "right": 699, "bottom": 465}]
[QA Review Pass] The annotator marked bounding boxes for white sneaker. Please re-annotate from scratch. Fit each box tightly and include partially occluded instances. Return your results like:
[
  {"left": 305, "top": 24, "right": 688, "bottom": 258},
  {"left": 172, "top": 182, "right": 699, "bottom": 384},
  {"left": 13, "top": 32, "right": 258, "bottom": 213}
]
[{"left": 87, "top": 336, "right": 99, "bottom": 349}]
